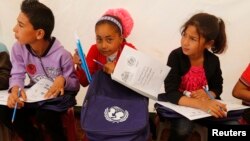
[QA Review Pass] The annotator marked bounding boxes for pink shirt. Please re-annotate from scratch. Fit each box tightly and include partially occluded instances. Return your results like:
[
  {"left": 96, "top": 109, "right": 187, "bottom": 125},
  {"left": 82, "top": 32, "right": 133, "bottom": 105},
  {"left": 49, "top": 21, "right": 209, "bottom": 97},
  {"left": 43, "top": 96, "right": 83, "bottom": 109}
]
[{"left": 179, "top": 66, "right": 207, "bottom": 92}]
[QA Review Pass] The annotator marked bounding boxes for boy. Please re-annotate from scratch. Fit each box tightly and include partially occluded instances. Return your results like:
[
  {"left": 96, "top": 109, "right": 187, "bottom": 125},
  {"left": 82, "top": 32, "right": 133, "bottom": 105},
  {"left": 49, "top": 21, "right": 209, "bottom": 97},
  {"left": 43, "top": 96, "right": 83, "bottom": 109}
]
[{"left": 0, "top": 1, "right": 79, "bottom": 141}]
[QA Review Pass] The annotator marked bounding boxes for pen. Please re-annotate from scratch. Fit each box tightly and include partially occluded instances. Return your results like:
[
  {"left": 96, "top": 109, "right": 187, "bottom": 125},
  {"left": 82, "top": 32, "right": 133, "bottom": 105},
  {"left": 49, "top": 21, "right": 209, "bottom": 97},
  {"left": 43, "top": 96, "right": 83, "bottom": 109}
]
[
  {"left": 203, "top": 85, "right": 214, "bottom": 99},
  {"left": 11, "top": 88, "right": 21, "bottom": 123},
  {"left": 203, "top": 85, "right": 225, "bottom": 112},
  {"left": 93, "top": 59, "right": 104, "bottom": 67}
]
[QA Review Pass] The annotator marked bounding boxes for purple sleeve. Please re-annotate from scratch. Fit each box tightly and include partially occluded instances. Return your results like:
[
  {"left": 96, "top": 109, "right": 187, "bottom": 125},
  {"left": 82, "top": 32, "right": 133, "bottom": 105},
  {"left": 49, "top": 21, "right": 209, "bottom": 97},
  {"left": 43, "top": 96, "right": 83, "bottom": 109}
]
[
  {"left": 9, "top": 43, "right": 26, "bottom": 89},
  {"left": 60, "top": 51, "right": 80, "bottom": 91}
]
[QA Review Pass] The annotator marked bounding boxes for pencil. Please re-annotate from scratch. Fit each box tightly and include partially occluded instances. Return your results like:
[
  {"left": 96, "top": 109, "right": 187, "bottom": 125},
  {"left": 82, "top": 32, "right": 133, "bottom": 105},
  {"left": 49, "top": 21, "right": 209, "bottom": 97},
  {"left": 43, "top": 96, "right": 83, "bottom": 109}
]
[
  {"left": 93, "top": 59, "right": 104, "bottom": 66},
  {"left": 75, "top": 33, "right": 92, "bottom": 83},
  {"left": 11, "top": 88, "right": 21, "bottom": 123}
]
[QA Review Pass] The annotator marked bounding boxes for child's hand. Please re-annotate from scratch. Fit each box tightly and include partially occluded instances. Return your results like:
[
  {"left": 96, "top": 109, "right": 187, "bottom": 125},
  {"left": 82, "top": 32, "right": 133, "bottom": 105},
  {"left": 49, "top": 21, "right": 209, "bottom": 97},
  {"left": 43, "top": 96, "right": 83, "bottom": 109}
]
[
  {"left": 45, "top": 76, "right": 65, "bottom": 98},
  {"left": 7, "top": 86, "right": 25, "bottom": 109},
  {"left": 190, "top": 89, "right": 210, "bottom": 100},
  {"left": 73, "top": 50, "right": 81, "bottom": 66},
  {"left": 103, "top": 62, "right": 116, "bottom": 74},
  {"left": 201, "top": 99, "right": 227, "bottom": 118}
]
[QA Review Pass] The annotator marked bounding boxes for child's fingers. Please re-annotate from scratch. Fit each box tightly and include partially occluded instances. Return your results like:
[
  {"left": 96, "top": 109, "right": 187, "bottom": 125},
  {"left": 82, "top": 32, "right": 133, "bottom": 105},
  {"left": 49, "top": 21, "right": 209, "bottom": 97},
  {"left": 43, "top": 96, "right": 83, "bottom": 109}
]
[
  {"left": 59, "top": 89, "right": 64, "bottom": 96},
  {"left": 211, "top": 107, "right": 227, "bottom": 118},
  {"left": 45, "top": 87, "right": 64, "bottom": 98},
  {"left": 208, "top": 102, "right": 227, "bottom": 118},
  {"left": 45, "top": 88, "right": 55, "bottom": 98},
  {"left": 7, "top": 97, "right": 16, "bottom": 108},
  {"left": 215, "top": 101, "right": 227, "bottom": 112},
  {"left": 17, "top": 100, "right": 24, "bottom": 109}
]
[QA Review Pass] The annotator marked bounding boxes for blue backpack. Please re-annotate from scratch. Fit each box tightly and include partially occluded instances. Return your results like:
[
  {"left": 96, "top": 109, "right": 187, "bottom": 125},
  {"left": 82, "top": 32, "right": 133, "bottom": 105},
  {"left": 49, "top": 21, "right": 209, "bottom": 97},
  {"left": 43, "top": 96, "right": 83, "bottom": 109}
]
[{"left": 81, "top": 70, "right": 149, "bottom": 141}]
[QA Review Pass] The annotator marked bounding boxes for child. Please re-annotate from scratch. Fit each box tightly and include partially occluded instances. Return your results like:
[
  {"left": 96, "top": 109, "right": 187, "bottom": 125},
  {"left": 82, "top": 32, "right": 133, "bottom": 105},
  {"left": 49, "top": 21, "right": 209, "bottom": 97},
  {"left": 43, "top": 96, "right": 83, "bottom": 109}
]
[
  {"left": 0, "top": 1, "right": 79, "bottom": 141},
  {"left": 76, "top": 8, "right": 150, "bottom": 141},
  {"left": 73, "top": 8, "right": 135, "bottom": 86},
  {"left": 233, "top": 63, "right": 250, "bottom": 104},
  {"left": 232, "top": 63, "right": 250, "bottom": 124},
  {"left": 0, "top": 42, "right": 11, "bottom": 90},
  {"left": 158, "top": 13, "right": 228, "bottom": 141},
  {"left": 0, "top": 42, "right": 12, "bottom": 141}
]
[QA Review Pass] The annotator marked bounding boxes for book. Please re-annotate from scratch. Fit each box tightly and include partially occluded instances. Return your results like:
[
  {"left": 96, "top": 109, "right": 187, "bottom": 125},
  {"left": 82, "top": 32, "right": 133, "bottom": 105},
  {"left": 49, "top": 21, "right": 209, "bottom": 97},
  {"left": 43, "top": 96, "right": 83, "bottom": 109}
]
[
  {"left": 111, "top": 45, "right": 170, "bottom": 100},
  {"left": 25, "top": 78, "right": 53, "bottom": 103},
  {"left": 156, "top": 100, "right": 250, "bottom": 120}
]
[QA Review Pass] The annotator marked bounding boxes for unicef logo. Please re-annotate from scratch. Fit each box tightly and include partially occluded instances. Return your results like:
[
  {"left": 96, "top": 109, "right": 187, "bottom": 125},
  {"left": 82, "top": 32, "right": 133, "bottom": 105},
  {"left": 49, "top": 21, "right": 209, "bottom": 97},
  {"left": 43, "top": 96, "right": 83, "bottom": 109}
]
[
  {"left": 104, "top": 106, "right": 129, "bottom": 123},
  {"left": 127, "top": 56, "right": 136, "bottom": 66},
  {"left": 121, "top": 71, "right": 130, "bottom": 82}
]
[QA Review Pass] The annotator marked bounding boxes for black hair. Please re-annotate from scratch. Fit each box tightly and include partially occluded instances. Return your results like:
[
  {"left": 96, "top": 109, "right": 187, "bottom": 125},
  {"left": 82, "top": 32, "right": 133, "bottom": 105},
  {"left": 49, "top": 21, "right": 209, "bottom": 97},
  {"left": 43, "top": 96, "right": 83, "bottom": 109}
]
[
  {"left": 181, "top": 13, "right": 227, "bottom": 54},
  {"left": 95, "top": 15, "right": 123, "bottom": 37},
  {"left": 21, "top": 0, "right": 54, "bottom": 40}
]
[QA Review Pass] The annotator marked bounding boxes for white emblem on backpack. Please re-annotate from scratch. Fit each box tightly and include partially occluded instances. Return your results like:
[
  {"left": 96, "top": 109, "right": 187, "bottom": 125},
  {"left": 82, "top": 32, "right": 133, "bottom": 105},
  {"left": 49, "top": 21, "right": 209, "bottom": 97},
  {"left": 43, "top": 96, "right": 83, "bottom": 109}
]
[{"left": 104, "top": 106, "right": 129, "bottom": 123}]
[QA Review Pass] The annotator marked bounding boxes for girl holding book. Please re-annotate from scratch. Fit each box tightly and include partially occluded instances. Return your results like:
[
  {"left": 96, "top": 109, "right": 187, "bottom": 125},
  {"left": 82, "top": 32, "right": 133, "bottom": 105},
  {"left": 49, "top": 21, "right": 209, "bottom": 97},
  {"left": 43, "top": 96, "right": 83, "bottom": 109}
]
[{"left": 73, "top": 8, "right": 136, "bottom": 86}]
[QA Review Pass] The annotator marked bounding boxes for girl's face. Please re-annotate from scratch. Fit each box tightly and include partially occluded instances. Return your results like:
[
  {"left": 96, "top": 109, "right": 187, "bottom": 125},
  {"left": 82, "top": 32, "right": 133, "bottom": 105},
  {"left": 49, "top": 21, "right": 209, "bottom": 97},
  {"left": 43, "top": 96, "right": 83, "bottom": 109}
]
[
  {"left": 13, "top": 12, "right": 38, "bottom": 45},
  {"left": 95, "top": 23, "right": 123, "bottom": 57},
  {"left": 181, "top": 25, "right": 209, "bottom": 58}
]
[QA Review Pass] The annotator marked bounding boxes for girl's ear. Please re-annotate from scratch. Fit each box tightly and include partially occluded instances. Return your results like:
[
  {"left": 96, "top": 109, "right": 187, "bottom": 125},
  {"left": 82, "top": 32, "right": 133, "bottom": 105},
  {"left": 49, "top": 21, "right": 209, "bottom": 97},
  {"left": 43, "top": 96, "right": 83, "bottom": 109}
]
[
  {"left": 206, "top": 40, "right": 214, "bottom": 49},
  {"left": 119, "top": 35, "right": 124, "bottom": 44},
  {"left": 36, "top": 29, "right": 45, "bottom": 40}
]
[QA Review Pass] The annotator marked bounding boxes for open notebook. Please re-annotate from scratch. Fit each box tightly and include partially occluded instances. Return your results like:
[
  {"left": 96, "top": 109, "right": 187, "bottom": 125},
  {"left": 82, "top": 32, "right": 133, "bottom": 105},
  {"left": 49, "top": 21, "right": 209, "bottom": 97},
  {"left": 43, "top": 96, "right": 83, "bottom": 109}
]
[
  {"left": 0, "top": 78, "right": 53, "bottom": 105},
  {"left": 156, "top": 100, "right": 250, "bottom": 120}
]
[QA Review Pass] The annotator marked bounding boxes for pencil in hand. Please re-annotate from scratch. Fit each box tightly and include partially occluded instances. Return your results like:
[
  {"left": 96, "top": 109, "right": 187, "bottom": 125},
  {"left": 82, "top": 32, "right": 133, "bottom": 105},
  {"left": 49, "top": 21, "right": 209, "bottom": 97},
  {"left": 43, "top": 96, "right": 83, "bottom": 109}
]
[
  {"left": 203, "top": 85, "right": 214, "bottom": 99},
  {"left": 11, "top": 88, "right": 21, "bottom": 123},
  {"left": 203, "top": 85, "right": 226, "bottom": 112},
  {"left": 93, "top": 59, "right": 104, "bottom": 67}
]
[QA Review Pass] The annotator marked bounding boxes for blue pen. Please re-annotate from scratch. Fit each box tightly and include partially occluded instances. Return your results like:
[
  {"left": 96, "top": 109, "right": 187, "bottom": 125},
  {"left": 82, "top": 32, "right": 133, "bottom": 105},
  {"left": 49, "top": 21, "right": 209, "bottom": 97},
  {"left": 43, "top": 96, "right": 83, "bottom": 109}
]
[
  {"left": 93, "top": 59, "right": 104, "bottom": 67},
  {"left": 203, "top": 85, "right": 225, "bottom": 111},
  {"left": 11, "top": 88, "right": 21, "bottom": 123},
  {"left": 203, "top": 85, "right": 214, "bottom": 99}
]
